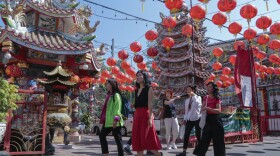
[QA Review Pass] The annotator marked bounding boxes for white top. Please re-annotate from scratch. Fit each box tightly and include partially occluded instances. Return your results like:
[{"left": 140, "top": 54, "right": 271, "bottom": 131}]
[{"left": 184, "top": 94, "right": 202, "bottom": 121}]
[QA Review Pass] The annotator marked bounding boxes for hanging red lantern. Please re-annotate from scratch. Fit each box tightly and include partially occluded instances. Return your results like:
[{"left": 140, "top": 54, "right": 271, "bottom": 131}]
[
  {"left": 133, "top": 54, "right": 144, "bottom": 63},
  {"left": 81, "top": 77, "right": 94, "bottom": 83},
  {"left": 162, "top": 37, "right": 175, "bottom": 51},
  {"left": 256, "top": 51, "right": 267, "bottom": 60},
  {"left": 121, "top": 61, "right": 130, "bottom": 70},
  {"left": 229, "top": 76, "right": 235, "bottom": 84},
  {"left": 275, "top": 68, "right": 280, "bottom": 75},
  {"left": 222, "top": 67, "right": 231, "bottom": 75},
  {"left": 130, "top": 42, "right": 142, "bottom": 53},
  {"left": 101, "top": 70, "right": 110, "bottom": 78},
  {"left": 233, "top": 41, "right": 245, "bottom": 50},
  {"left": 181, "top": 24, "right": 193, "bottom": 38},
  {"left": 145, "top": 30, "right": 158, "bottom": 41},
  {"left": 208, "top": 73, "right": 216, "bottom": 81},
  {"left": 118, "top": 50, "right": 129, "bottom": 60},
  {"left": 269, "top": 39, "right": 280, "bottom": 51},
  {"left": 229, "top": 55, "right": 236, "bottom": 65},
  {"left": 256, "top": 16, "right": 272, "bottom": 31},
  {"left": 257, "top": 34, "right": 270, "bottom": 46},
  {"left": 212, "top": 47, "right": 224, "bottom": 58},
  {"left": 267, "top": 67, "right": 275, "bottom": 75},
  {"left": 251, "top": 45, "right": 259, "bottom": 57},
  {"left": 164, "top": 0, "right": 183, "bottom": 13},
  {"left": 255, "top": 62, "right": 260, "bottom": 71},
  {"left": 5, "top": 64, "right": 22, "bottom": 78},
  {"left": 240, "top": 4, "right": 258, "bottom": 27},
  {"left": 147, "top": 47, "right": 158, "bottom": 58},
  {"left": 269, "top": 54, "right": 280, "bottom": 64},
  {"left": 111, "top": 66, "right": 120, "bottom": 75},
  {"left": 220, "top": 75, "right": 229, "bottom": 82},
  {"left": 137, "top": 62, "right": 146, "bottom": 70},
  {"left": 126, "top": 67, "right": 136, "bottom": 77},
  {"left": 278, "top": 0, "right": 280, "bottom": 4},
  {"left": 216, "top": 81, "right": 223, "bottom": 88},
  {"left": 99, "top": 77, "right": 107, "bottom": 84},
  {"left": 152, "top": 62, "right": 158, "bottom": 70},
  {"left": 224, "top": 81, "right": 232, "bottom": 88},
  {"left": 119, "top": 85, "right": 126, "bottom": 91},
  {"left": 190, "top": 5, "right": 206, "bottom": 22},
  {"left": 212, "top": 62, "right": 222, "bottom": 71},
  {"left": 270, "top": 22, "right": 280, "bottom": 39},
  {"left": 106, "top": 57, "right": 117, "bottom": 66},
  {"left": 260, "top": 72, "right": 267, "bottom": 79},
  {"left": 116, "top": 71, "right": 125, "bottom": 80},
  {"left": 259, "top": 65, "right": 267, "bottom": 73},
  {"left": 70, "top": 74, "right": 80, "bottom": 83},
  {"left": 228, "top": 22, "right": 242, "bottom": 38},
  {"left": 163, "top": 16, "right": 177, "bottom": 32},
  {"left": 79, "top": 82, "right": 89, "bottom": 90},
  {"left": 217, "top": 0, "right": 237, "bottom": 15},
  {"left": 212, "top": 12, "right": 227, "bottom": 29},
  {"left": 243, "top": 28, "right": 257, "bottom": 41}
]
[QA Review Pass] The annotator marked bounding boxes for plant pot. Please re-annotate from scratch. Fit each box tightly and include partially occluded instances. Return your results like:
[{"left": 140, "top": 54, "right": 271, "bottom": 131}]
[{"left": 0, "top": 122, "right": 7, "bottom": 142}]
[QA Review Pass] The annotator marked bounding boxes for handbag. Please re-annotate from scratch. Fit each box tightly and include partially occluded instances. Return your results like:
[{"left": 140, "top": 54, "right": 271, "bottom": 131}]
[
  {"left": 199, "top": 95, "right": 208, "bottom": 129},
  {"left": 179, "top": 125, "right": 185, "bottom": 140}
]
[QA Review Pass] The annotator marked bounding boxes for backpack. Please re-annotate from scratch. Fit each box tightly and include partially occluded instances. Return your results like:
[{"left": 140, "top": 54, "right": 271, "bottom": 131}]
[{"left": 120, "top": 95, "right": 131, "bottom": 120}]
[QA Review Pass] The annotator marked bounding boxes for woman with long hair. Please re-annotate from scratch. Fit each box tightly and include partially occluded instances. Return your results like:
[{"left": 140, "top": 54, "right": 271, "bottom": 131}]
[
  {"left": 99, "top": 78, "right": 124, "bottom": 156},
  {"left": 162, "top": 89, "right": 180, "bottom": 150},
  {"left": 132, "top": 70, "right": 162, "bottom": 156},
  {"left": 193, "top": 82, "right": 225, "bottom": 156},
  {"left": 177, "top": 85, "right": 202, "bottom": 156}
]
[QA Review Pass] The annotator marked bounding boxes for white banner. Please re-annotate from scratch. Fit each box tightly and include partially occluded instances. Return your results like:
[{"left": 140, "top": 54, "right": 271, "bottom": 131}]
[{"left": 241, "top": 75, "right": 253, "bottom": 107}]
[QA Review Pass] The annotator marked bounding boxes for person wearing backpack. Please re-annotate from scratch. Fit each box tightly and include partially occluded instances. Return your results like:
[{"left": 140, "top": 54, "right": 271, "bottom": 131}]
[
  {"left": 132, "top": 70, "right": 162, "bottom": 156},
  {"left": 162, "top": 89, "right": 180, "bottom": 150},
  {"left": 99, "top": 78, "right": 124, "bottom": 156}
]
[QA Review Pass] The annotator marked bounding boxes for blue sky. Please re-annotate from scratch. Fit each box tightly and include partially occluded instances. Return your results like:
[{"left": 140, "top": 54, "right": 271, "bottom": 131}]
[{"left": 1, "top": 0, "right": 280, "bottom": 65}]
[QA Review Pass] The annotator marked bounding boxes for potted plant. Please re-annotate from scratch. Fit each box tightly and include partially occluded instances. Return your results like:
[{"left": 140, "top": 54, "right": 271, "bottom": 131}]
[{"left": 0, "top": 77, "right": 20, "bottom": 141}]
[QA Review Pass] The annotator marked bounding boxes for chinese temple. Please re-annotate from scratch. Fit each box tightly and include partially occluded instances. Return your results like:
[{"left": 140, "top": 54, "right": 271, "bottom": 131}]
[{"left": 154, "top": 4, "right": 210, "bottom": 114}]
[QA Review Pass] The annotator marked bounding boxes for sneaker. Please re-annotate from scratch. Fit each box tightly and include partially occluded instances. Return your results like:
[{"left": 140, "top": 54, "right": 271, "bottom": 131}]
[
  {"left": 166, "top": 144, "right": 172, "bottom": 150},
  {"left": 171, "top": 143, "right": 177, "bottom": 149},
  {"left": 176, "top": 151, "right": 186, "bottom": 156},
  {"left": 124, "top": 146, "right": 133, "bottom": 155}
]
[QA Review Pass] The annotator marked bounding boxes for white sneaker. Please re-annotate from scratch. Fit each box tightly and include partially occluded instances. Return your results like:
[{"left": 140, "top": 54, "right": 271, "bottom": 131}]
[
  {"left": 166, "top": 144, "right": 172, "bottom": 150},
  {"left": 171, "top": 143, "right": 177, "bottom": 149}
]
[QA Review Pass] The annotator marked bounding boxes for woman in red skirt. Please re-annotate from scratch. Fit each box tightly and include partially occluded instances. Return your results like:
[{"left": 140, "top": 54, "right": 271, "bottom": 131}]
[{"left": 132, "top": 70, "right": 162, "bottom": 156}]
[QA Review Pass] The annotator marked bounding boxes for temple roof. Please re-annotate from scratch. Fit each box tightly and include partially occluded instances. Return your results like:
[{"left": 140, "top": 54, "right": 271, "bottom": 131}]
[
  {"left": 195, "top": 69, "right": 211, "bottom": 79},
  {"left": 26, "top": 0, "right": 76, "bottom": 17},
  {"left": 43, "top": 64, "right": 72, "bottom": 77},
  {"left": 0, "top": 27, "right": 93, "bottom": 55},
  {"left": 38, "top": 78, "right": 76, "bottom": 86}
]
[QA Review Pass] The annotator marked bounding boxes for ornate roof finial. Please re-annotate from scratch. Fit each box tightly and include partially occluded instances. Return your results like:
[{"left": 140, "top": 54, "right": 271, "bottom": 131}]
[{"left": 58, "top": 60, "right": 62, "bottom": 66}]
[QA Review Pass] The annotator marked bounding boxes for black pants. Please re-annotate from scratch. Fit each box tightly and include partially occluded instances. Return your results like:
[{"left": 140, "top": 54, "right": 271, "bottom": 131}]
[
  {"left": 127, "top": 137, "right": 132, "bottom": 145},
  {"left": 193, "top": 114, "right": 225, "bottom": 156},
  {"left": 183, "top": 119, "right": 201, "bottom": 149},
  {"left": 99, "top": 126, "right": 124, "bottom": 156}
]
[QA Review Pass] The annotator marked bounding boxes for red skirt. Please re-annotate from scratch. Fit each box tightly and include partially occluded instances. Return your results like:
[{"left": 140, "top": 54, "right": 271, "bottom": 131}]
[{"left": 132, "top": 107, "right": 162, "bottom": 151}]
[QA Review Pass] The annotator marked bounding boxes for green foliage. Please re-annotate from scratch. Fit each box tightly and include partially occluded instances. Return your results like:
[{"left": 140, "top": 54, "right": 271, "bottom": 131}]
[
  {"left": 0, "top": 77, "right": 20, "bottom": 122},
  {"left": 80, "top": 112, "right": 93, "bottom": 130}
]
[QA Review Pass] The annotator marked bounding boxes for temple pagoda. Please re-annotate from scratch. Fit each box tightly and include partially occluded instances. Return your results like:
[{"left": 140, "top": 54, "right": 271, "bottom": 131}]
[
  {"left": 0, "top": 0, "right": 102, "bottom": 82},
  {"left": 154, "top": 4, "right": 210, "bottom": 114}
]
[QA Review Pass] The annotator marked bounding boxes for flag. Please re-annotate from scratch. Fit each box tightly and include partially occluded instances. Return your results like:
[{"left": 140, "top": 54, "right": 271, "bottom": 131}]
[{"left": 234, "top": 46, "right": 257, "bottom": 107}]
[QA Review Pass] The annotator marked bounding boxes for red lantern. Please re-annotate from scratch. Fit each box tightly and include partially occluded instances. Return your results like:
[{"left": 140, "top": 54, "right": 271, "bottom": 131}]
[
  {"left": 162, "top": 37, "right": 175, "bottom": 51},
  {"left": 266, "top": 67, "right": 274, "bottom": 75},
  {"left": 70, "top": 74, "right": 80, "bottom": 83},
  {"left": 256, "top": 16, "right": 272, "bottom": 31},
  {"left": 260, "top": 72, "right": 267, "bottom": 79},
  {"left": 278, "top": 0, "right": 280, "bottom": 4},
  {"left": 145, "top": 30, "right": 158, "bottom": 41},
  {"left": 240, "top": 4, "right": 258, "bottom": 27},
  {"left": 116, "top": 72, "right": 125, "bottom": 80},
  {"left": 79, "top": 82, "right": 89, "bottom": 90},
  {"left": 137, "top": 62, "right": 146, "bottom": 70},
  {"left": 152, "top": 62, "right": 158, "bottom": 70},
  {"left": 101, "top": 70, "right": 110, "bottom": 78},
  {"left": 126, "top": 67, "right": 136, "bottom": 77},
  {"left": 251, "top": 45, "right": 259, "bottom": 57},
  {"left": 212, "top": 47, "right": 223, "bottom": 58},
  {"left": 212, "top": 12, "right": 227, "bottom": 28},
  {"left": 190, "top": 5, "right": 206, "bottom": 22},
  {"left": 269, "top": 54, "right": 280, "bottom": 64},
  {"left": 243, "top": 28, "right": 257, "bottom": 41},
  {"left": 119, "top": 85, "right": 126, "bottom": 91},
  {"left": 220, "top": 75, "right": 229, "bottom": 82},
  {"left": 99, "top": 77, "right": 107, "bottom": 84},
  {"left": 147, "top": 47, "right": 158, "bottom": 58},
  {"left": 222, "top": 67, "right": 231, "bottom": 75},
  {"left": 121, "top": 61, "right": 130, "bottom": 70},
  {"left": 163, "top": 16, "right": 177, "bottom": 32},
  {"left": 257, "top": 34, "right": 270, "bottom": 45},
  {"left": 269, "top": 39, "right": 280, "bottom": 51},
  {"left": 233, "top": 41, "right": 245, "bottom": 50},
  {"left": 81, "top": 77, "right": 94, "bottom": 83},
  {"left": 133, "top": 54, "right": 143, "bottom": 63},
  {"left": 209, "top": 73, "right": 216, "bottom": 81},
  {"left": 256, "top": 51, "right": 267, "bottom": 60},
  {"left": 270, "top": 22, "right": 280, "bottom": 39},
  {"left": 130, "top": 42, "right": 142, "bottom": 53},
  {"left": 212, "top": 62, "right": 222, "bottom": 71},
  {"left": 255, "top": 62, "right": 260, "bottom": 71},
  {"left": 5, "top": 65, "right": 22, "bottom": 78},
  {"left": 229, "top": 76, "right": 235, "bottom": 84},
  {"left": 224, "top": 81, "right": 232, "bottom": 88},
  {"left": 217, "top": 0, "right": 237, "bottom": 14},
  {"left": 164, "top": 0, "right": 183, "bottom": 13},
  {"left": 111, "top": 66, "right": 120, "bottom": 75},
  {"left": 181, "top": 24, "right": 193, "bottom": 38},
  {"left": 216, "top": 81, "right": 223, "bottom": 88},
  {"left": 228, "top": 22, "right": 242, "bottom": 37},
  {"left": 255, "top": 72, "right": 259, "bottom": 78},
  {"left": 106, "top": 57, "right": 117, "bottom": 67},
  {"left": 259, "top": 65, "right": 267, "bottom": 73},
  {"left": 118, "top": 50, "right": 129, "bottom": 60},
  {"left": 275, "top": 68, "right": 280, "bottom": 75},
  {"left": 229, "top": 55, "right": 236, "bottom": 65}
]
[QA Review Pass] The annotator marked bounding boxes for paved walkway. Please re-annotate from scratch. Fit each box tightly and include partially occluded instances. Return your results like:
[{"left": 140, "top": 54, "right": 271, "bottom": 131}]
[{"left": 54, "top": 135, "right": 280, "bottom": 156}]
